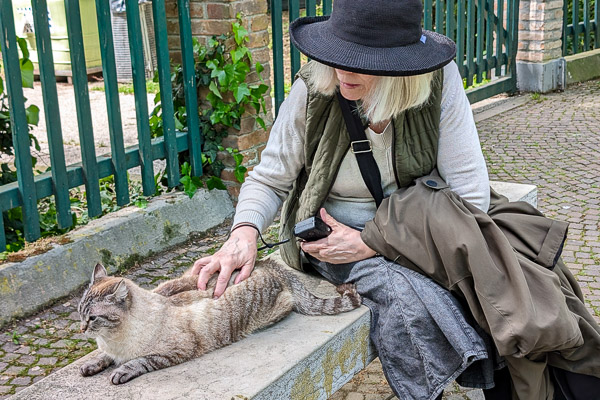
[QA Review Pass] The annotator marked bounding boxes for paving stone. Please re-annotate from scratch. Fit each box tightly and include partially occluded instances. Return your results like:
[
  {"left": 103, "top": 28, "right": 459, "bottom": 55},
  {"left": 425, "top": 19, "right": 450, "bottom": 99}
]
[
  {"left": 2, "top": 366, "right": 25, "bottom": 376},
  {"left": 10, "top": 376, "right": 32, "bottom": 386},
  {"left": 34, "top": 348, "right": 55, "bottom": 356},
  {"left": 37, "top": 357, "right": 58, "bottom": 366},
  {"left": 0, "top": 386, "right": 10, "bottom": 394}
]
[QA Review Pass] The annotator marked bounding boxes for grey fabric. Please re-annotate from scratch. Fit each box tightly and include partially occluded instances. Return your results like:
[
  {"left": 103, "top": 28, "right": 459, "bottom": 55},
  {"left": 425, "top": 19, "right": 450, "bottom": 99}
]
[{"left": 307, "top": 255, "right": 500, "bottom": 400}]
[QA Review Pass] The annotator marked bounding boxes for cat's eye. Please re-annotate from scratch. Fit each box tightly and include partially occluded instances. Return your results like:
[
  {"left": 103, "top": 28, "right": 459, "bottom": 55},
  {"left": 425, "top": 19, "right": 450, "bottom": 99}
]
[{"left": 89, "top": 315, "right": 97, "bottom": 321}]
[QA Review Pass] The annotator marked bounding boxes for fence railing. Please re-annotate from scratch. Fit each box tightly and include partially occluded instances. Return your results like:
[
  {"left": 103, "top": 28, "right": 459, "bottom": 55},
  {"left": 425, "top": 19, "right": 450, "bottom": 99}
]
[
  {"left": 562, "top": 0, "right": 599, "bottom": 55},
  {"left": 270, "top": 0, "right": 520, "bottom": 114},
  {"left": 0, "top": 0, "right": 203, "bottom": 251}
]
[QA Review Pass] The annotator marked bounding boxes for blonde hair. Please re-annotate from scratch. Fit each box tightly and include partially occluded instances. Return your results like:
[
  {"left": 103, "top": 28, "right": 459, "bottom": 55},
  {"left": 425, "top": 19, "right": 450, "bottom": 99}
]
[{"left": 306, "top": 62, "right": 435, "bottom": 124}]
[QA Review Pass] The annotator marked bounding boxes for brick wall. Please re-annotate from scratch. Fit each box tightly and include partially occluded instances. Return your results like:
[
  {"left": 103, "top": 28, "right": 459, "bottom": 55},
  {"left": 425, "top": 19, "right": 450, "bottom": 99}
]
[
  {"left": 517, "top": 0, "right": 564, "bottom": 62},
  {"left": 165, "top": 0, "right": 273, "bottom": 199}
]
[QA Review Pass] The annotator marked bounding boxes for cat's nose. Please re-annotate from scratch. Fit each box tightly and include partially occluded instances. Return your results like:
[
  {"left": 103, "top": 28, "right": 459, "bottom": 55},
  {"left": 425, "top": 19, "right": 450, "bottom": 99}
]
[{"left": 80, "top": 322, "right": 87, "bottom": 333}]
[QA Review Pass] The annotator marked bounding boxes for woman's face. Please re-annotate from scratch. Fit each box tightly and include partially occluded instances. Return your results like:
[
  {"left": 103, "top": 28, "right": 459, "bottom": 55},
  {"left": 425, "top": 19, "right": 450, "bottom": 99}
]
[{"left": 335, "top": 69, "right": 378, "bottom": 101}]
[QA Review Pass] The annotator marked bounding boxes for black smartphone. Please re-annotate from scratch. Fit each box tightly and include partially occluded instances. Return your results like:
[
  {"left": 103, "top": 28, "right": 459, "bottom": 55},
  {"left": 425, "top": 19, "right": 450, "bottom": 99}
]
[{"left": 293, "top": 216, "right": 332, "bottom": 241}]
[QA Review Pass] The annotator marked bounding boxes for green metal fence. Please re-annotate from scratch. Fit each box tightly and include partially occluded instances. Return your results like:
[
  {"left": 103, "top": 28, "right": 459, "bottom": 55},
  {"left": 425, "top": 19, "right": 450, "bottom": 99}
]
[
  {"left": 563, "top": 0, "right": 599, "bottom": 55},
  {"left": 0, "top": 0, "right": 203, "bottom": 251},
  {"left": 270, "top": 0, "right": 520, "bottom": 114}
]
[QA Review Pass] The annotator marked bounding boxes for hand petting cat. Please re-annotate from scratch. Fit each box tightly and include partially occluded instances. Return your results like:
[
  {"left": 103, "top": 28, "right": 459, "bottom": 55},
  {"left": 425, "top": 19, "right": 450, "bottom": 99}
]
[{"left": 189, "top": 225, "right": 259, "bottom": 298}]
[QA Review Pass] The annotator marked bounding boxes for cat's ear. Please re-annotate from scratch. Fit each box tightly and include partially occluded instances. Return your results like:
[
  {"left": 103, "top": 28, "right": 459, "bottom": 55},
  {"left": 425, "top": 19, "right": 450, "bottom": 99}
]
[
  {"left": 110, "top": 279, "right": 129, "bottom": 302},
  {"left": 91, "top": 263, "right": 108, "bottom": 284}
]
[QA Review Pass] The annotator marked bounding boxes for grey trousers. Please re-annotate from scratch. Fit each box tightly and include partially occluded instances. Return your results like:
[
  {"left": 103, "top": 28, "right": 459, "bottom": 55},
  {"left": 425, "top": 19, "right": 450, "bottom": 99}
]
[{"left": 307, "top": 255, "right": 501, "bottom": 400}]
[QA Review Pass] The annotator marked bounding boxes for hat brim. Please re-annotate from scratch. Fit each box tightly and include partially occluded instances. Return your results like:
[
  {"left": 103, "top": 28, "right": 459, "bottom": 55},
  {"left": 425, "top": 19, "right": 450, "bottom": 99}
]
[{"left": 289, "top": 16, "right": 457, "bottom": 76}]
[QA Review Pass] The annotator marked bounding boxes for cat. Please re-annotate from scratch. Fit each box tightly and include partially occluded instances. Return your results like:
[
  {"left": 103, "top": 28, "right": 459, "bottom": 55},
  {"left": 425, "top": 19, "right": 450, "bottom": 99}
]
[{"left": 77, "top": 260, "right": 361, "bottom": 385}]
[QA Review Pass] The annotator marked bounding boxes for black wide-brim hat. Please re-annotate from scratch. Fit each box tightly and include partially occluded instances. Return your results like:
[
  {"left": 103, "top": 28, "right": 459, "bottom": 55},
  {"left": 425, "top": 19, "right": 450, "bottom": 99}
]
[{"left": 289, "top": 0, "right": 457, "bottom": 76}]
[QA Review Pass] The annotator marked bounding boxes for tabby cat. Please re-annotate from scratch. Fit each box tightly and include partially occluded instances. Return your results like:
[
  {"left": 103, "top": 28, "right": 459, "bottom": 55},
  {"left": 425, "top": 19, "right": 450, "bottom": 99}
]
[{"left": 78, "top": 260, "right": 361, "bottom": 385}]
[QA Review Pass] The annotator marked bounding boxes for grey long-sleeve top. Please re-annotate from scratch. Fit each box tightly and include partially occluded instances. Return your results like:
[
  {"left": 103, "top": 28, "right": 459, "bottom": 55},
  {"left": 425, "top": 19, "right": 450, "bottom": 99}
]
[{"left": 233, "top": 61, "right": 490, "bottom": 232}]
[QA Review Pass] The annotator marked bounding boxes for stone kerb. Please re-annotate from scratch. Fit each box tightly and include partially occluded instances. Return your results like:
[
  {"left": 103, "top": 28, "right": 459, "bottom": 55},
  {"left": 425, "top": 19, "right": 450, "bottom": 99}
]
[
  {"left": 165, "top": 0, "right": 273, "bottom": 199},
  {"left": 516, "top": 0, "right": 566, "bottom": 92}
]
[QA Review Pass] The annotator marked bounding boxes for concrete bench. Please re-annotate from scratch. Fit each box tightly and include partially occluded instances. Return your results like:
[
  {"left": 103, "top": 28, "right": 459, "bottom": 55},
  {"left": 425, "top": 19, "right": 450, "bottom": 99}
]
[{"left": 10, "top": 181, "right": 537, "bottom": 400}]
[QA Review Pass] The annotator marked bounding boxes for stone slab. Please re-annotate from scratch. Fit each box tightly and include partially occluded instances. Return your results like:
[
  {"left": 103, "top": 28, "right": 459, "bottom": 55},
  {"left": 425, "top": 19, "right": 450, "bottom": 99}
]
[
  {"left": 10, "top": 267, "right": 376, "bottom": 400},
  {"left": 516, "top": 59, "right": 565, "bottom": 93},
  {"left": 490, "top": 181, "right": 538, "bottom": 208},
  {"left": 564, "top": 48, "right": 600, "bottom": 85},
  {"left": 0, "top": 188, "right": 234, "bottom": 328}
]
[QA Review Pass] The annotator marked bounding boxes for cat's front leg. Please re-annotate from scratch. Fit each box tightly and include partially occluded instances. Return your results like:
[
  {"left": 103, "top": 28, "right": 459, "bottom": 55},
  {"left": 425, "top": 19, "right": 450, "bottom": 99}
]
[
  {"left": 80, "top": 351, "right": 114, "bottom": 377},
  {"left": 110, "top": 354, "right": 182, "bottom": 384}
]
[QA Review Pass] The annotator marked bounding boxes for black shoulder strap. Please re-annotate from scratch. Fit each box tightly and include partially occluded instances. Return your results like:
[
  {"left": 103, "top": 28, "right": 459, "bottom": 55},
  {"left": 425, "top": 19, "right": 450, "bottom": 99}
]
[{"left": 336, "top": 92, "right": 384, "bottom": 208}]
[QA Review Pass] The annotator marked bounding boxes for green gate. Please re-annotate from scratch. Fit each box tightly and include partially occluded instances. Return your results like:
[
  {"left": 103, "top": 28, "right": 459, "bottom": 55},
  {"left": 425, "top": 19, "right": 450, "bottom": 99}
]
[
  {"left": 0, "top": 0, "right": 203, "bottom": 251},
  {"left": 562, "top": 0, "right": 599, "bottom": 55},
  {"left": 270, "top": 0, "right": 520, "bottom": 114}
]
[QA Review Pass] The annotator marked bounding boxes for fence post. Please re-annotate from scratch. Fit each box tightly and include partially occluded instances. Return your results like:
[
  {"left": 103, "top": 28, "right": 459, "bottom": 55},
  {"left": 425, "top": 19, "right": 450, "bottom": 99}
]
[
  {"left": 165, "top": 0, "right": 272, "bottom": 199},
  {"left": 516, "top": 0, "right": 566, "bottom": 92}
]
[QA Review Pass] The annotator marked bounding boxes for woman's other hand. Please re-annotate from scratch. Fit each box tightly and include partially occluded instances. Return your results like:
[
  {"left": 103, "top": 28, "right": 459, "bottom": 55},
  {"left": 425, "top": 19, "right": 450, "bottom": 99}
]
[
  {"left": 300, "top": 208, "right": 376, "bottom": 264},
  {"left": 188, "top": 226, "right": 258, "bottom": 298}
]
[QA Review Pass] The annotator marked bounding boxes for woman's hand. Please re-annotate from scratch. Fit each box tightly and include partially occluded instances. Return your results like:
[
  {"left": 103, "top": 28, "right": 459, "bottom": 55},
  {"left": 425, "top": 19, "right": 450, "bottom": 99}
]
[
  {"left": 300, "top": 208, "right": 376, "bottom": 264},
  {"left": 188, "top": 225, "right": 258, "bottom": 298}
]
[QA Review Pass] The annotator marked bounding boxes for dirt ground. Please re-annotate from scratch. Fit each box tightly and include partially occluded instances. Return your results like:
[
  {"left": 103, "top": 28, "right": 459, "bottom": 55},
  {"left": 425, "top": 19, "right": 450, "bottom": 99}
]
[{"left": 6, "top": 80, "right": 155, "bottom": 172}]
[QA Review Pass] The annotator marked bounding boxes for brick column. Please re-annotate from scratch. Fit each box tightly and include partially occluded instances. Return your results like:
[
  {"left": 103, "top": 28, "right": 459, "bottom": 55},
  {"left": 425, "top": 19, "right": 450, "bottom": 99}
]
[
  {"left": 165, "top": 0, "right": 273, "bottom": 199},
  {"left": 516, "top": 0, "right": 566, "bottom": 92}
]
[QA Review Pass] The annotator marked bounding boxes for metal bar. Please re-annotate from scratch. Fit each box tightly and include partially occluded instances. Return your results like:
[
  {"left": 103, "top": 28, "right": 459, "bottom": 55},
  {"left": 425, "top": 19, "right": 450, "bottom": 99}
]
[
  {"left": 573, "top": 0, "right": 580, "bottom": 54},
  {"left": 177, "top": 0, "right": 203, "bottom": 176},
  {"left": 271, "top": 0, "right": 285, "bottom": 115},
  {"left": 435, "top": 0, "right": 444, "bottom": 33},
  {"left": 476, "top": 0, "right": 485, "bottom": 82},
  {"left": 306, "top": 0, "right": 316, "bottom": 17},
  {"left": 152, "top": 0, "right": 180, "bottom": 188},
  {"left": 583, "top": 0, "right": 590, "bottom": 51},
  {"left": 289, "top": 0, "right": 301, "bottom": 78},
  {"left": 126, "top": 0, "right": 155, "bottom": 196},
  {"left": 424, "top": 0, "right": 433, "bottom": 31},
  {"left": 466, "top": 75, "right": 514, "bottom": 103},
  {"left": 0, "top": 132, "right": 192, "bottom": 212},
  {"left": 0, "top": 216, "right": 5, "bottom": 250},
  {"left": 466, "top": 0, "right": 476, "bottom": 86},
  {"left": 94, "top": 0, "right": 130, "bottom": 205},
  {"left": 594, "top": 0, "right": 600, "bottom": 49},
  {"left": 508, "top": 0, "right": 520, "bottom": 90},
  {"left": 562, "top": 0, "right": 569, "bottom": 55},
  {"left": 64, "top": 0, "right": 102, "bottom": 217},
  {"left": 485, "top": 0, "right": 494, "bottom": 78},
  {"left": 457, "top": 0, "right": 466, "bottom": 77},
  {"left": 31, "top": 0, "right": 72, "bottom": 228},
  {"left": 323, "top": 0, "right": 332, "bottom": 15},
  {"left": 0, "top": 0, "right": 41, "bottom": 243},
  {"left": 496, "top": 0, "right": 504, "bottom": 76},
  {"left": 446, "top": 0, "right": 455, "bottom": 42}
]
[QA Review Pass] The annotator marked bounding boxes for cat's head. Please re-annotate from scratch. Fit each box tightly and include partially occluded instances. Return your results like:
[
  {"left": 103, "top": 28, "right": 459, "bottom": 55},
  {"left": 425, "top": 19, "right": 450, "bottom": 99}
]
[{"left": 78, "top": 263, "right": 131, "bottom": 339}]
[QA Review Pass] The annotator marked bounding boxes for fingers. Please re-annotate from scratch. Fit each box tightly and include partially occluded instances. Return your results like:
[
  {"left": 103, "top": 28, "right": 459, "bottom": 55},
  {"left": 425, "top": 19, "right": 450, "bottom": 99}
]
[
  {"left": 196, "top": 261, "right": 219, "bottom": 290},
  {"left": 189, "top": 256, "right": 211, "bottom": 276},
  {"left": 234, "top": 263, "right": 254, "bottom": 285},
  {"left": 213, "top": 265, "right": 235, "bottom": 298}
]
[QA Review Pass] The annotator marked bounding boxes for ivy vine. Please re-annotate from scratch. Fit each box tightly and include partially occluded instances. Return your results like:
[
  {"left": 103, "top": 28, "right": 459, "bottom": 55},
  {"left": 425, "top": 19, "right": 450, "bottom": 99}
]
[{"left": 149, "top": 15, "right": 268, "bottom": 197}]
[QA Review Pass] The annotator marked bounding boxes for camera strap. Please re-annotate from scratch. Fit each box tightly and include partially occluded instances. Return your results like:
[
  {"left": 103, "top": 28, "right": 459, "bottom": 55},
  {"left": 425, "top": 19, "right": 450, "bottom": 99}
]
[{"left": 336, "top": 91, "right": 384, "bottom": 208}]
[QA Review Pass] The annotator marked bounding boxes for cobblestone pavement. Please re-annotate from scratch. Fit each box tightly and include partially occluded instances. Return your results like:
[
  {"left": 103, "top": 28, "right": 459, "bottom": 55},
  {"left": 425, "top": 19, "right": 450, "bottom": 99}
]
[{"left": 1, "top": 79, "right": 599, "bottom": 399}]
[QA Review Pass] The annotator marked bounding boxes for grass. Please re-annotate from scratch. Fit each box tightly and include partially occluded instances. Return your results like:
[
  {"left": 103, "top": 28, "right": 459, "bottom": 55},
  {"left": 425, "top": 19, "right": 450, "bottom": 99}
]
[{"left": 90, "top": 79, "right": 160, "bottom": 95}]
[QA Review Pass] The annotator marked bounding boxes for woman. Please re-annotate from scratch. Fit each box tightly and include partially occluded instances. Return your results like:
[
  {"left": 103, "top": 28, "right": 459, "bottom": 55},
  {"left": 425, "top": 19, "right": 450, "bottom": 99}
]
[{"left": 189, "top": 0, "right": 600, "bottom": 398}]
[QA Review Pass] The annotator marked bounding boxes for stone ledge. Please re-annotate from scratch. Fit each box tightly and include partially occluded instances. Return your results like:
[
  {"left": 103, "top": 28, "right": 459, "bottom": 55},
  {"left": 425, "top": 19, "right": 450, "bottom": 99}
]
[
  {"left": 564, "top": 48, "right": 600, "bottom": 85},
  {"left": 0, "top": 188, "right": 234, "bottom": 328},
  {"left": 9, "top": 182, "right": 536, "bottom": 400}
]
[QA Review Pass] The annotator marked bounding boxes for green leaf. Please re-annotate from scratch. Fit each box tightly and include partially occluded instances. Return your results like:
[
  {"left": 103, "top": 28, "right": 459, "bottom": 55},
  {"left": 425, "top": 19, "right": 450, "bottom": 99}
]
[
  {"left": 256, "top": 116, "right": 266, "bottom": 130},
  {"left": 232, "top": 23, "right": 248, "bottom": 46},
  {"left": 234, "top": 165, "right": 247, "bottom": 183},
  {"left": 20, "top": 59, "right": 34, "bottom": 89},
  {"left": 179, "top": 175, "right": 197, "bottom": 198},
  {"left": 134, "top": 198, "right": 148, "bottom": 209},
  {"left": 206, "top": 176, "right": 227, "bottom": 190},
  {"left": 208, "top": 81, "right": 222, "bottom": 99},
  {"left": 16, "top": 37, "right": 30, "bottom": 59},
  {"left": 233, "top": 83, "right": 250, "bottom": 103},
  {"left": 181, "top": 161, "right": 191, "bottom": 176},
  {"left": 174, "top": 117, "right": 185, "bottom": 131},
  {"left": 255, "top": 62, "right": 264, "bottom": 74},
  {"left": 25, "top": 105, "right": 39, "bottom": 126},
  {"left": 0, "top": 76, "right": 4, "bottom": 93}
]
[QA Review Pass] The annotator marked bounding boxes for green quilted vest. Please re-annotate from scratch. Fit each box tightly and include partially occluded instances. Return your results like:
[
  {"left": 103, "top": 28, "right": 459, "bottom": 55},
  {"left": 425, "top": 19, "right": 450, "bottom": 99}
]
[{"left": 280, "top": 63, "right": 443, "bottom": 270}]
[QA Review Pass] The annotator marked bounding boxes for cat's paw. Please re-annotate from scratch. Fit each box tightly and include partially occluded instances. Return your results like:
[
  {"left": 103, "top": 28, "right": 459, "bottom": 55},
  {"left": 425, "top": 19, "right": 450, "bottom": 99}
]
[
  {"left": 335, "top": 283, "right": 361, "bottom": 307},
  {"left": 80, "top": 361, "right": 106, "bottom": 377},
  {"left": 110, "top": 366, "right": 139, "bottom": 385}
]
